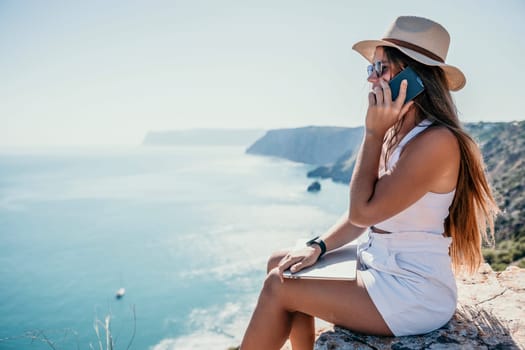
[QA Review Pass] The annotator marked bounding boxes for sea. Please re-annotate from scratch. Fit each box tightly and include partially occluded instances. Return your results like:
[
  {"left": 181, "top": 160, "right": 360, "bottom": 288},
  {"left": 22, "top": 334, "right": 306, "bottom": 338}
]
[{"left": 0, "top": 145, "right": 348, "bottom": 350}]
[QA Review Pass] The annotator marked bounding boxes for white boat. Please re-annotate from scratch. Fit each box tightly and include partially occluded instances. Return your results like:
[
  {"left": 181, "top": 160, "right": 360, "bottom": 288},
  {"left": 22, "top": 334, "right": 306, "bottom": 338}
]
[{"left": 115, "top": 288, "right": 126, "bottom": 299}]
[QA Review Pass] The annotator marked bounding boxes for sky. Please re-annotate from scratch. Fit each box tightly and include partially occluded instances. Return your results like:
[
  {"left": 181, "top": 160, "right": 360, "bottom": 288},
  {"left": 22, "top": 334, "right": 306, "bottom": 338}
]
[{"left": 1, "top": 0, "right": 524, "bottom": 147}]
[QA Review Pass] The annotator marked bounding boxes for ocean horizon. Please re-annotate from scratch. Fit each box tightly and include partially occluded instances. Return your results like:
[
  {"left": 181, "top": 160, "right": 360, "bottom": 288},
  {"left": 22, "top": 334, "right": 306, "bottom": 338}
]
[{"left": 0, "top": 145, "right": 348, "bottom": 349}]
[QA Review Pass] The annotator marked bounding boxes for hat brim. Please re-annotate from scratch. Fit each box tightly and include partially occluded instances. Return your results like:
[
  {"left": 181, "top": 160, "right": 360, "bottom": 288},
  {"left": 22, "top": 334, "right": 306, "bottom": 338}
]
[{"left": 352, "top": 39, "right": 466, "bottom": 91}]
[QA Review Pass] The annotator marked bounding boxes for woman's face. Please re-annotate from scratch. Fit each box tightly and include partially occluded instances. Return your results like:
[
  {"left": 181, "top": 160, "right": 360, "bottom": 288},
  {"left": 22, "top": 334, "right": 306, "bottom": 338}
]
[{"left": 367, "top": 47, "right": 401, "bottom": 89}]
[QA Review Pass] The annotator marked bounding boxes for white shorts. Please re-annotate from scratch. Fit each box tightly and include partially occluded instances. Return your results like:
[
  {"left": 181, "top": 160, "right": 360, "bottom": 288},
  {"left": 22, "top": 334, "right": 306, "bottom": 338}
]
[{"left": 357, "top": 230, "right": 457, "bottom": 336}]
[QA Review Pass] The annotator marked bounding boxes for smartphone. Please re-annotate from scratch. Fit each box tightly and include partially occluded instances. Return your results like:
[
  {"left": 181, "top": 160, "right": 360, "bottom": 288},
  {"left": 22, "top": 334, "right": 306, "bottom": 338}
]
[{"left": 389, "top": 66, "right": 425, "bottom": 103}]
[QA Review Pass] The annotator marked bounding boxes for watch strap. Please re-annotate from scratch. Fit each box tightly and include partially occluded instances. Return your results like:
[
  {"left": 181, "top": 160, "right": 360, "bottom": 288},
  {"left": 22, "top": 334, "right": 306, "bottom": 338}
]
[{"left": 306, "top": 236, "right": 326, "bottom": 259}]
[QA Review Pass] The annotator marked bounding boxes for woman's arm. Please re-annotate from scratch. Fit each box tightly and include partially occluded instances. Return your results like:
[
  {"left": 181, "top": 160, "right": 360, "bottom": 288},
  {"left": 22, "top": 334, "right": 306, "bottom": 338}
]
[
  {"left": 349, "top": 131, "right": 383, "bottom": 226},
  {"left": 277, "top": 212, "right": 366, "bottom": 278},
  {"left": 349, "top": 80, "right": 460, "bottom": 227},
  {"left": 349, "top": 126, "right": 460, "bottom": 227},
  {"left": 319, "top": 211, "right": 367, "bottom": 251}
]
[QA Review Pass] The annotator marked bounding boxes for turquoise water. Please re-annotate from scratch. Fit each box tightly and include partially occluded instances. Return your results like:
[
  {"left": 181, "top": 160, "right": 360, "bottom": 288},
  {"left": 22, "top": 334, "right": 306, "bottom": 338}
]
[{"left": 0, "top": 145, "right": 348, "bottom": 349}]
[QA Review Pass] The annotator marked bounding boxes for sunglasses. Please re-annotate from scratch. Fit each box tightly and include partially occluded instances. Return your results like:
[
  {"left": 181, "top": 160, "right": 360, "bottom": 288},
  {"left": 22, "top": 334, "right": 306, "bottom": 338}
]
[{"left": 367, "top": 61, "right": 387, "bottom": 78}]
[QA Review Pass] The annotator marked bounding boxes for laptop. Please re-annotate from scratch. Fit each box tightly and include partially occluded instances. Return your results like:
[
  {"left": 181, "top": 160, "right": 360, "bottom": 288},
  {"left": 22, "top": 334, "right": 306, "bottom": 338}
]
[{"left": 283, "top": 240, "right": 359, "bottom": 281}]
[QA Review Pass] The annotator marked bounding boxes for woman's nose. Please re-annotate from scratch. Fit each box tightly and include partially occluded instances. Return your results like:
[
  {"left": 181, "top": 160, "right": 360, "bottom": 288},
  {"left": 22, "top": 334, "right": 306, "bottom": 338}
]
[{"left": 367, "top": 72, "right": 379, "bottom": 84}]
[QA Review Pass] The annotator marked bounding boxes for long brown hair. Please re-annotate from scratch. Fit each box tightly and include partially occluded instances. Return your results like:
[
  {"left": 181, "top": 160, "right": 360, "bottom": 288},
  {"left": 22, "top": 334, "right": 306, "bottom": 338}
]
[{"left": 383, "top": 46, "right": 499, "bottom": 274}]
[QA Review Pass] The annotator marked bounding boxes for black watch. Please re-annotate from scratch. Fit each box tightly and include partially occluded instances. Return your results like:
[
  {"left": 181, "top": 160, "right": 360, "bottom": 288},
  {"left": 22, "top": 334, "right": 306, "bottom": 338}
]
[{"left": 306, "top": 236, "right": 326, "bottom": 259}]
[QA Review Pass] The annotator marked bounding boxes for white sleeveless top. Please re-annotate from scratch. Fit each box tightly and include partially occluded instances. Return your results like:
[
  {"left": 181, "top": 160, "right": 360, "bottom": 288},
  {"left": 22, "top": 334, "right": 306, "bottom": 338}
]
[{"left": 374, "top": 120, "right": 455, "bottom": 234}]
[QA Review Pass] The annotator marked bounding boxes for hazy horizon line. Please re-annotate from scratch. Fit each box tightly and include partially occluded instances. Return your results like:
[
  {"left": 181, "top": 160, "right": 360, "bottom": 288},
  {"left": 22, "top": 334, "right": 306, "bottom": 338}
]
[{"left": 2, "top": 118, "right": 523, "bottom": 149}]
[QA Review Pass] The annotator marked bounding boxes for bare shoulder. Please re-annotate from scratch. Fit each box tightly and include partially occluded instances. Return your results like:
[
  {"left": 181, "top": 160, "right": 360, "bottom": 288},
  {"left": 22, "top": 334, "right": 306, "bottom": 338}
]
[
  {"left": 399, "top": 125, "right": 460, "bottom": 192},
  {"left": 404, "top": 125, "right": 460, "bottom": 157},
  {"left": 398, "top": 125, "right": 460, "bottom": 175}
]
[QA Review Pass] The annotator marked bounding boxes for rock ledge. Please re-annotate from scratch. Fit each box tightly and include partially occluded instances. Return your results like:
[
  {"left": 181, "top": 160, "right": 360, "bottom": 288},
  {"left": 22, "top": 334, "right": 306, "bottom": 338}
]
[{"left": 313, "top": 264, "right": 524, "bottom": 350}]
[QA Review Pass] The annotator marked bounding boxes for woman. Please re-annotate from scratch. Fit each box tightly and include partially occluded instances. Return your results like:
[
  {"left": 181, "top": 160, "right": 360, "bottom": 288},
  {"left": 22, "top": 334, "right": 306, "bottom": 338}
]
[{"left": 240, "top": 16, "right": 498, "bottom": 350}]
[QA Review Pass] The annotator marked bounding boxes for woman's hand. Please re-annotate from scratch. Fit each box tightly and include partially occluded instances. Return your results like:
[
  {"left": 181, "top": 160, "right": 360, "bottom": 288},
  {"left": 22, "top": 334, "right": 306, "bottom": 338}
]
[
  {"left": 276, "top": 246, "right": 322, "bottom": 282},
  {"left": 366, "top": 78, "right": 414, "bottom": 139}
]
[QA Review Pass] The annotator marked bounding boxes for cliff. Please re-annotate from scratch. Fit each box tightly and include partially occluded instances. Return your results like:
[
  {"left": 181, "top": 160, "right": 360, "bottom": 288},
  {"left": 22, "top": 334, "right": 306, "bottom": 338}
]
[{"left": 246, "top": 126, "right": 363, "bottom": 165}]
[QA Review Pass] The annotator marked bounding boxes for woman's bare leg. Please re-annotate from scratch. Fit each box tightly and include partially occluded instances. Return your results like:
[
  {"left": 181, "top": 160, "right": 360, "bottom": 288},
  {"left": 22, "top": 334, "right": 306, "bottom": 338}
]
[
  {"left": 241, "top": 261, "right": 392, "bottom": 350},
  {"left": 264, "top": 251, "right": 315, "bottom": 349},
  {"left": 288, "top": 311, "right": 314, "bottom": 350}
]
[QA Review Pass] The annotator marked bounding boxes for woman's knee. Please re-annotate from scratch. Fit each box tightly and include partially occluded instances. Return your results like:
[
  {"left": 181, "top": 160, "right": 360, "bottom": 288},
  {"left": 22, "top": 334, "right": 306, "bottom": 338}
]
[
  {"left": 266, "top": 250, "right": 289, "bottom": 273},
  {"left": 261, "top": 268, "right": 285, "bottom": 301}
]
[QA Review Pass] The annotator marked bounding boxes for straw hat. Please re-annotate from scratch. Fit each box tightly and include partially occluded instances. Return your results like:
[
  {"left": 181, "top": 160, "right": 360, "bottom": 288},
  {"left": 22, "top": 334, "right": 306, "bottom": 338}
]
[{"left": 352, "top": 16, "right": 466, "bottom": 91}]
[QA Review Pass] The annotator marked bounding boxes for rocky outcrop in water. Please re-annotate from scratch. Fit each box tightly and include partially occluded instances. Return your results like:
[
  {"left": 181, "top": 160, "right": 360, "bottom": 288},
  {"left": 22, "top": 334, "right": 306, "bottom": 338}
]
[{"left": 307, "top": 181, "right": 321, "bottom": 192}]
